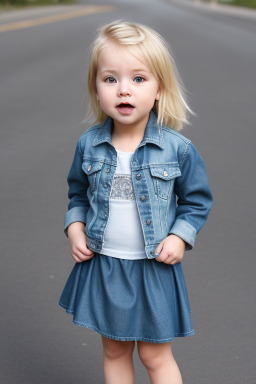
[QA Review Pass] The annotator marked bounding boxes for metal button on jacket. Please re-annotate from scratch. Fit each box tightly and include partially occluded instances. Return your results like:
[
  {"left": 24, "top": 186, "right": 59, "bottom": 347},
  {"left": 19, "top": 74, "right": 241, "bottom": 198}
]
[
  {"left": 64, "top": 111, "right": 214, "bottom": 258},
  {"left": 146, "top": 220, "right": 151, "bottom": 226}
]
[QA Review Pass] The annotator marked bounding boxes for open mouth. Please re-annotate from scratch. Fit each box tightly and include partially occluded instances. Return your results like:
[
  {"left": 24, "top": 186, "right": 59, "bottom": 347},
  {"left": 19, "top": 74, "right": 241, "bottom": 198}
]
[
  {"left": 117, "top": 103, "right": 134, "bottom": 108},
  {"left": 116, "top": 103, "right": 135, "bottom": 115}
]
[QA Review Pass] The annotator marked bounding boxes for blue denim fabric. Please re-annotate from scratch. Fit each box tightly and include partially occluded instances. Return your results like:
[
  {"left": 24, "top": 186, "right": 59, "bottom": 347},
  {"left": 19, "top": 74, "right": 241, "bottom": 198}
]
[
  {"left": 64, "top": 111, "right": 213, "bottom": 259},
  {"left": 59, "top": 254, "right": 195, "bottom": 343}
]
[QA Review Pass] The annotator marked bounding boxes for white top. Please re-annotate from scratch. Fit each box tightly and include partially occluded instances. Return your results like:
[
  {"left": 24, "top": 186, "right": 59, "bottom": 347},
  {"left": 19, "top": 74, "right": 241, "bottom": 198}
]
[{"left": 99, "top": 148, "right": 147, "bottom": 260}]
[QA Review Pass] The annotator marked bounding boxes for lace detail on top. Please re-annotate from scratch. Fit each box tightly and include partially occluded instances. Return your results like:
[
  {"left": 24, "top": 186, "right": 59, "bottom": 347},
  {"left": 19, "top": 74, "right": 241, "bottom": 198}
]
[{"left": 110, "top": 174, "right": 135, "bottom": 201}]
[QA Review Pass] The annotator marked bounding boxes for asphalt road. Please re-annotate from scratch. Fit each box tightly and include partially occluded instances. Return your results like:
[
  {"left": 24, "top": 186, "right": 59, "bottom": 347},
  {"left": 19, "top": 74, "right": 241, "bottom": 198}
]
[{"left": 1, "top": 1, "right": 255, "bottom": 383}]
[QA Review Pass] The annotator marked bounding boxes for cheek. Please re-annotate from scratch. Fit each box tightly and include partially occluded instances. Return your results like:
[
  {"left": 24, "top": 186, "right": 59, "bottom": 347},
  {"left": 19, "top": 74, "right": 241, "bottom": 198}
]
[
  {"left": 95, "top": 81, "right": 101, "bottom": 101},
  {"left": 95, "top": 79, "right": 106, "bottom": 101},
  {"left": 142, "top": 91, "right": 159, "bottom": 106},
  {"left": 96, "top": 87, "right": 114, "bottom": 111},
  {"left": 96, "top": 87, "right": 105, "bottom": 103},
  {"left": 140, "top": 83, "right": 160, "bottom": 104},
  {"left": 97, "top": 85, "right": 112, "bottom": 102}
]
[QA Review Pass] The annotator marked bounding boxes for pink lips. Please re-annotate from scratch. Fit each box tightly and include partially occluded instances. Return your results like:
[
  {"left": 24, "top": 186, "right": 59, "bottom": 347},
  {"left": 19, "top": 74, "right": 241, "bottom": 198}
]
[{"left": 116, "top": 102, "right": 134, "bottom": 115}]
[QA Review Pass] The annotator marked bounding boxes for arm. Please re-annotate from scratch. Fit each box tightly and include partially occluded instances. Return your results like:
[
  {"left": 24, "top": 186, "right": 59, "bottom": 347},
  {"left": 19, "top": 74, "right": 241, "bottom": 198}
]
[
  {"left": 64, "top": 138, "right": 94, "bottom": 261},
  {"left": 169, "top": 141, "right": 213, "bottom": 250},
  {"left": 64, "top": 137, "right": 90, "bottom": 237},
  {"left": 169, "top": 142, "right": 213, "bottom": 250},
  {"left": 155, "top": 141, "right": 213, "bottom": 263}
]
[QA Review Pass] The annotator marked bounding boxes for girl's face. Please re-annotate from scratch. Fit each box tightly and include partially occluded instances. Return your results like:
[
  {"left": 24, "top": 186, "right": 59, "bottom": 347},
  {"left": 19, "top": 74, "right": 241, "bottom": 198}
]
[{"left": 96, "top": 40, "right": 160, "bottom": 130}]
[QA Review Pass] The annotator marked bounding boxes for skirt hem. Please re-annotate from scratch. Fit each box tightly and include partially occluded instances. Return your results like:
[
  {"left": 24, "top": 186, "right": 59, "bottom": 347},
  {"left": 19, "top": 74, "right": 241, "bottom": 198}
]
[{"left": 59, "top": 301, "right": 195, "bottom": 344}]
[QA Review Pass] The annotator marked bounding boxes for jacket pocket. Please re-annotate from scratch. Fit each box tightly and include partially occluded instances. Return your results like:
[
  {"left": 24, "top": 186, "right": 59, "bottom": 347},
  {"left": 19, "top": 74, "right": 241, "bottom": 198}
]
[
  {"left": 149, "top": 163, "right": 181, "bottom": 200},
  {"left": 82, "top": 159, "right": 104, "bottom": 192}
]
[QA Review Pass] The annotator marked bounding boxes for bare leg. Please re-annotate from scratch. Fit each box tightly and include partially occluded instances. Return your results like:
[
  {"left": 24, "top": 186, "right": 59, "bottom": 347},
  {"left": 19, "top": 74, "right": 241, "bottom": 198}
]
[
  {"left": 137, "top": 341, "right": 182, "bottom": 384},
  {"left": 101, "top": 335, "right": 135, "bottom": 384}
]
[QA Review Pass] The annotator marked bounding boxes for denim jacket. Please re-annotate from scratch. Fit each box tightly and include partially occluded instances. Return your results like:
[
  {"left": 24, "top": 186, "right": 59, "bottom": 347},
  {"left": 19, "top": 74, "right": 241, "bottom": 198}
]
[{"left": 64, "top": 111, "right": 213, "bottom": 259}]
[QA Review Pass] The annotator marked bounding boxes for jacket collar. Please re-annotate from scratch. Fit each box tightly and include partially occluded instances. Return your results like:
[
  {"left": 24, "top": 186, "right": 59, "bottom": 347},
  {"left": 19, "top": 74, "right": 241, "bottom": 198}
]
[{"left": 93, "top": 110, "right": 164, "bottom": 149}]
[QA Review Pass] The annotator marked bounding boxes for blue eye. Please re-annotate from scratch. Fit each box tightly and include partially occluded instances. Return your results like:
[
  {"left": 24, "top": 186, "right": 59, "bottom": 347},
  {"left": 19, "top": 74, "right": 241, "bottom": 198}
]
[
  {"left": 105, "top": 77, "right": 116, "bottom": 83},
  {"left": 134, "top": 76, "right": 145, "bottom": 83}
]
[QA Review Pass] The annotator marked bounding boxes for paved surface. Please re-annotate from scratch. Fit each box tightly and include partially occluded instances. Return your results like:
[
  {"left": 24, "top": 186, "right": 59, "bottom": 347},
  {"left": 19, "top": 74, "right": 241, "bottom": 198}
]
[
  {"left": 0, "top": 0, "right": 255, "bottom": 383},
  {"left": 169, "top": 0, "right": 256, "bottom": 20}
]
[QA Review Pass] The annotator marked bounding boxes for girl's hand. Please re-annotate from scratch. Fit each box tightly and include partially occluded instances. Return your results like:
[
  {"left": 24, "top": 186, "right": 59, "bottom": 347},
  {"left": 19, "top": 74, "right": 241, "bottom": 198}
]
[
  {"left": 67, "top": 222, "right": 95, "bottom": 263},
  {"left": 154, "top": 234, "right": 186, "bottom": 265}
]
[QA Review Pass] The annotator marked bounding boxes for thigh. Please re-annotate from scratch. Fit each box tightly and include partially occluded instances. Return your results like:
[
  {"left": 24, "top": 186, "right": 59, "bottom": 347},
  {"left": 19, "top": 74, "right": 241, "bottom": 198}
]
[{"left": 101, "top": 336, "right": 135, "bottom": 357}]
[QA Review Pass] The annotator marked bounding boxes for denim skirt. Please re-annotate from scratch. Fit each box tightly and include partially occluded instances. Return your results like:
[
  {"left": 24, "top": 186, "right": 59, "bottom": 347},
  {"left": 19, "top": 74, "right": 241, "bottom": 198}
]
[{"left": 59, "top": 253, "right": 195, "bottom": 343}]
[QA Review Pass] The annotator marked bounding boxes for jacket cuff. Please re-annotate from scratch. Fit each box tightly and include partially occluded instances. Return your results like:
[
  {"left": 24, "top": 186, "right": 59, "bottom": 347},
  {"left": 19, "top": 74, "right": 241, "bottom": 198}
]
[
  {"left": 168, "top": 219, "right": 196, "bottom": 251},
  {"left": 64, "top": 206, "right": 87, "bottom": 237}
]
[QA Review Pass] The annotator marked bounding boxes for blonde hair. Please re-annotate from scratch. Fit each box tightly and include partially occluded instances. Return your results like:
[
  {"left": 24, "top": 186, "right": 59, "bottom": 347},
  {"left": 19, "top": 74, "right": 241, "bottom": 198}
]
[{"left": 87, "top": 20, "right": 195, "bottom": 131}]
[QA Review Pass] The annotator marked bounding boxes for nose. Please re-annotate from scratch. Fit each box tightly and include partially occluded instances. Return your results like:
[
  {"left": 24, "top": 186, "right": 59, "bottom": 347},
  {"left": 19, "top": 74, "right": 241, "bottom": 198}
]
[{"left": 118, "top": 80, "right": 131, "bottom": 97}]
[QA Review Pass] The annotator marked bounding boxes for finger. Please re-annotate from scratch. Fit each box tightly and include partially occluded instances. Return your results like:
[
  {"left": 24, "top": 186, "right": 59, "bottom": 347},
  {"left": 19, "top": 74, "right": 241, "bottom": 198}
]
[
  {"left": 72, "top": 252, "right": 95, "bottom": 263},
  {"left": 154, "top": 241, "right": 164, "bottom": 256},
  {"left": 170, "top": 258, "right": 179, "bottom": 265},
  {"left": 84, "top": 246, "right": 95, "bottom": 256},
  {"left": 171, "top": 257, "right": 183, "bottom": 265},
  {"left": 73, "top": 248, "right": 93, "bottom": 262},
  {"left": 155, "top": 252, "right": 168, "bottom": 263},
  {"left": 76, "top": 244, "right": 92, "bottom": 255},
  {"left": 72, "top": 253, "right": 82, "bottom": 263},
  {"left": 76, "top": 245, "right": 94, "bottom": 257},
  {"left": 86, "top": 249, "right": 95, "bottom": 256},
  {"left": 164, "top": 257, "right": 175, "bottom": 265},
  {"left": 83, "top": 252, "right": 95, "bottom": 260}
]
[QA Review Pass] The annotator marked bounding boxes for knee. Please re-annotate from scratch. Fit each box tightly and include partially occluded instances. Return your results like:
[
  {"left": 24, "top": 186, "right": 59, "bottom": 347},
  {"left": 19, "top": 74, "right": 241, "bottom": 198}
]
[
  {"left": 101, "top": 336, "right": 135, "bottom": 360},
  {"left": 137, "top": 342, "right": 172, "bottom": 371}
]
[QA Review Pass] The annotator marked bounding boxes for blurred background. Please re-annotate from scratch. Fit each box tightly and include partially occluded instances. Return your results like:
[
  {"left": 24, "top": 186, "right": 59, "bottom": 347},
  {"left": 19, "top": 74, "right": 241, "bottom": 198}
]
[{"left": 0, "top": 0, "right": 255, "bottom": 383}]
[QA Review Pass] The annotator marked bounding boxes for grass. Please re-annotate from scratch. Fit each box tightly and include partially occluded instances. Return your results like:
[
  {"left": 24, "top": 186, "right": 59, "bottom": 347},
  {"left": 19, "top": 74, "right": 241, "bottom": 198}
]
[
  {"left": 219, "top": 0, "right": 256, "bottom": 8},
  {"left": 0, "top": 0, "right": 78, "bottom": 12},
  {"left": 202, "top": 0, "right": 256, "bottom": 8}
]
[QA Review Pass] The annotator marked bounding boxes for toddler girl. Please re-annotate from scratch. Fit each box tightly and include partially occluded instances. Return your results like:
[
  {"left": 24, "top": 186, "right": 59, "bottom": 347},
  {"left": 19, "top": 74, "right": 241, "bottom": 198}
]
[{"left": 59, "top": 20, "right": 213, "bottom": 384}]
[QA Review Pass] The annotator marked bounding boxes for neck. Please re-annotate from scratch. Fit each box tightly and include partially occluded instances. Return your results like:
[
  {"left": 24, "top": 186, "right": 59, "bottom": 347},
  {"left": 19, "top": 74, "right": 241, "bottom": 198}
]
[{"left": 112, "top": 114, "right": 149, "bottom": 143}]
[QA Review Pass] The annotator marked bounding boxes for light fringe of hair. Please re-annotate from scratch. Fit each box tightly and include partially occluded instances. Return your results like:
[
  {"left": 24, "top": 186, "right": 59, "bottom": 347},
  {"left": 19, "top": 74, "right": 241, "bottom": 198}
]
[{"left": 86, "top": 20, "right": 196, "bottom": 131}]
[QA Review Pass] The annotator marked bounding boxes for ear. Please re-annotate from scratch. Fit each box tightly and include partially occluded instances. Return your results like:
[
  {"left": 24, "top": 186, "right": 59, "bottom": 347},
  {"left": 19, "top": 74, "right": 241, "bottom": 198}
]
[{"left": 155, "top": 87, "right": 161, "bottom": 101}]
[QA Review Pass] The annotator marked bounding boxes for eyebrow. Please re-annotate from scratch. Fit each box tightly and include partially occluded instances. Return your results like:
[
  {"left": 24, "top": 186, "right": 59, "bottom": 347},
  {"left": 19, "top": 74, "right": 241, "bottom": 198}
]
[
  {"left": 98, "top": 70, "right": 117, "bottom": 75},
  {"left": 98, "top": 68, "right": 150, "bottom": 75},
  {"left": 131, "top": 68, "right": 150, "bottom": 73}
]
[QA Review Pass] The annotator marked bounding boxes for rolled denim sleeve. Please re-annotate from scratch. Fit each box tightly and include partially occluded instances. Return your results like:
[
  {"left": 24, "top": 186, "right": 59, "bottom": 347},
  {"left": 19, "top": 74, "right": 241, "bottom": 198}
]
[
  {"left": 64, "top": 138, "right": 89, "bottom": 237},
  {"left": 169, "top": 142, "right": 213, "bottom": 250}
]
